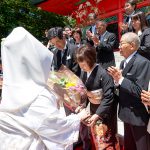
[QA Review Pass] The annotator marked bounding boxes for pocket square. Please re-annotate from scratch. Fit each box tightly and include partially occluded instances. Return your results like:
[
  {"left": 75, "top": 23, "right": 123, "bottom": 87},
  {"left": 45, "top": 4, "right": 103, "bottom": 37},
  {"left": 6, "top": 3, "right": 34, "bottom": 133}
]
[
  {"left": 66, "top": 55, "right": 71, "bottom": 60},
  {"left": 127, "top": 73, "right": 132, "bottom": 75},
  {"left": 104, "top": 38, "right": 107, "bottom": 42}
]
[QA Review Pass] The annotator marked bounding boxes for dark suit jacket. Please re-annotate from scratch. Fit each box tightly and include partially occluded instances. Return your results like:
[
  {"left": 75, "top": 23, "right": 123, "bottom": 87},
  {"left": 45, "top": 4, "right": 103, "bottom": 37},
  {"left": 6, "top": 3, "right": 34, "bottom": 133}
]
[
  {"left": 81, "top": 65, "right": 116, "bottom": 121},
  {"left": 118, "top": 53, "right": 150, "bottom": 126},
  {"left": 96, "top": 31, "right": 116, "bottom": 69},
  {"left": 66, "top": 38, "right": 75, "bottom": 44},
  {"left": 121, "top": 12, "right": 136, "bottom": 35},
  {"left": 86, "top": 25, "right": 96, "bottom": 46},
  {"left": 52, "top": 42, "right": 80, "bottom": 76},
  {"left": 73, "top": 39, "right": 87, "bottom": 48},
  {"left": 138, "top": 27, "right": 150, "bottom": 60}
]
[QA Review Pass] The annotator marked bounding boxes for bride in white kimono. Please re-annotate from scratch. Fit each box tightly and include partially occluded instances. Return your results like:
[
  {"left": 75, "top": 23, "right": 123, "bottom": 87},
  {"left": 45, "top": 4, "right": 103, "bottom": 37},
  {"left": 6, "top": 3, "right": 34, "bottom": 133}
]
[{"left": 0, "top": 27, "right": 89, "bottom": 150}]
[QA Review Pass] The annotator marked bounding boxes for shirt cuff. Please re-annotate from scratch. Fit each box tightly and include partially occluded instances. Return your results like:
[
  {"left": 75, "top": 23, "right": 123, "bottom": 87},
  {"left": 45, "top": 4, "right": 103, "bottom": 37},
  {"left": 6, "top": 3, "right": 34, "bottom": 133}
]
[
  {"left": 118, "top": 77, "right": 124, "bottom": 85},
  {"left": 114, "top": 77, "right": 124, "bottom": 85}
]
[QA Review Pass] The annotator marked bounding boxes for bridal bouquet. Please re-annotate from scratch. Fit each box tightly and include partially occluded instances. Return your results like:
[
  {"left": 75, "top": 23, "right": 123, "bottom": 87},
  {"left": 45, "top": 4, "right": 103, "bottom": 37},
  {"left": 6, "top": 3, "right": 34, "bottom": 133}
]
[{"left": 47, "top": 65, "right": 87, "bottom": 111}]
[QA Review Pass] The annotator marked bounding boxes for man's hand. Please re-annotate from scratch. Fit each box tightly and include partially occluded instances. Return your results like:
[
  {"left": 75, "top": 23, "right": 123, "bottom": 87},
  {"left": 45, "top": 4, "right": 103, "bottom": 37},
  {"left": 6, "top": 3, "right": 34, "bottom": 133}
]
[
  {"left": 86, "top": 30, "right": 93, "bottom": 39},
  {"left": 119, "top": 22, "right": 128, "bottom": 31},
  {"left": 91, "top": 35, "right": 100, "bottom": 46},
  {"left": 107, "top": 66, "right": 122, "bottom": 83},
  {"left": 141, "top": 90, "right": 150, "bottom": 106}
]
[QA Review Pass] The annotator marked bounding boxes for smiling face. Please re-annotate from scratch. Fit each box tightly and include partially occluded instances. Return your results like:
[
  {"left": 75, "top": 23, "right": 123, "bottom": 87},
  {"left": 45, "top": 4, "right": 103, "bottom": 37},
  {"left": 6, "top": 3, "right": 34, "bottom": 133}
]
[
  {"left": 132, "top": 18, "right": 141, "bottom": 31},
  {"left": 119, "top": 37, "right": 134, "bottom": 58},
  {"left": 119, "top": 32, "right": 140, "bottom": 58},
  {"left": 73, "top": 32, "right": 81, "bottom": 41},
  {"left": 50, "top": 37, "right": 65, "bottom": 50},
  {"left": 124, "top": 2, "right": 135, "bottom": 15},
  {"left": 88, "top": 17, "right": 95, "bottom": 25},
  {"left": 64, "top": 27, "right": 72, "bottom": 36},
  {"left": 96, "top": 22, "right": 106, "bottom": 35}
]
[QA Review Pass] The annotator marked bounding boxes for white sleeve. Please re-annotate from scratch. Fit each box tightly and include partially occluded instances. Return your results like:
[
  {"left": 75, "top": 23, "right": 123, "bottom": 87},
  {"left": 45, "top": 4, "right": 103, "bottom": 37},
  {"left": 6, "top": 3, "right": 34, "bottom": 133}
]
[{"left": 25, "top": 88, "right": 80, "bottom": 149}]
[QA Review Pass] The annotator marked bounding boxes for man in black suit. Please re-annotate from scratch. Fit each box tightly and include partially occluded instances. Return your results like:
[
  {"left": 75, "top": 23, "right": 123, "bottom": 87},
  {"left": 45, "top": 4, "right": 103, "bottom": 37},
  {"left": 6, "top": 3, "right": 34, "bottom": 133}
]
[
  {"left": 47, "top": 27, "right": 80, "bottom": 77},
  {"left": 120, "top": 0, "right": 137, "bottom": 34},
  {"left": 108, "top": 32, "right": 150, "bottom": 150},
  {"left": 92, "top": 20, "right": 116, "bottom": 69},
  {"left": 64, "top": 26, "right": 75, "bottom": 44},
  {"left": 47, "top": 27, "right": 81, "bottom": 118},
  {"left": 86, "top": 13, "right": 97, "bottom": 46}
]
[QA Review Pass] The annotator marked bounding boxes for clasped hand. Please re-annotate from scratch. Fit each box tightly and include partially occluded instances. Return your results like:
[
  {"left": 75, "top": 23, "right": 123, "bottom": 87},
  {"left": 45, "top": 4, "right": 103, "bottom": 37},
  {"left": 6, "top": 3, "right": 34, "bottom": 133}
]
[
  {"left": 141, "top": 90, "right": 150, "bottom": 106},
  {"left": 107, "top": 66, "right": 122, "bottom": 83}
]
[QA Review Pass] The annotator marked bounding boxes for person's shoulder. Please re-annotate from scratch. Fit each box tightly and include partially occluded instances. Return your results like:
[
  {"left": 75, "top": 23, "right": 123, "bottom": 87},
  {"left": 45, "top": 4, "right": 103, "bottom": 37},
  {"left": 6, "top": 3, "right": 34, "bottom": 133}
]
[
  {"left": 67, "top": 42, "right": 78, "bottom": 51},
  {"left": 97, "top": 64, "right": 107, "bottom": 74},
  {"left": 135, "top": 53, "right": 150, "bottom": 64},
  {"left": 106, "top": 31, "right": 116, "bottom": 37},
  {"left": 142, "top": 27, "right": 150, "bottom": 34}
]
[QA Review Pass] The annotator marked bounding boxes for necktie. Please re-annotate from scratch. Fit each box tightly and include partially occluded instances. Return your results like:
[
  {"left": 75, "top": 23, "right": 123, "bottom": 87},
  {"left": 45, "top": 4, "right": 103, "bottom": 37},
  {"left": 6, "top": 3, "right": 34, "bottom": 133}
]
[
  {"left": 100, "top": 35, "right": 103, "bottom": 41},
  {"left": 125, "top": 16, "right": 130, "bottom": 23},
  {"left": 123, "top": 60, "right": 127, "bottom": 69}
]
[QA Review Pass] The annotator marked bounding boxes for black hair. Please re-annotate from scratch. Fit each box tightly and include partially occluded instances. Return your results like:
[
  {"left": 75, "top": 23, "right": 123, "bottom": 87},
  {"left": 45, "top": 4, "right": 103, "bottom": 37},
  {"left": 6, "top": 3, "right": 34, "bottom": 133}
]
[
  {"left": 126, "top": 0, "right": 137, "bottom": 10},
  {"left": 47, "top": 27, "right": 63, "bottom": 40},
  {"left": 131, "top": 11, "right": 148, "bottom": 31},
  {"left": 76, "top": 44, "right": 96, "bottom": 68}
]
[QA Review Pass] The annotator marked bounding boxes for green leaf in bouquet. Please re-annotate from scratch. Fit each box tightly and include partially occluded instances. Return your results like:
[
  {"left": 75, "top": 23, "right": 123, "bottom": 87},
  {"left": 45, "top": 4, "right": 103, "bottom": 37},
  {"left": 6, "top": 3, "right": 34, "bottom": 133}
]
[{"left": 96, "top": 119, "right": 103, "bottom": 125}]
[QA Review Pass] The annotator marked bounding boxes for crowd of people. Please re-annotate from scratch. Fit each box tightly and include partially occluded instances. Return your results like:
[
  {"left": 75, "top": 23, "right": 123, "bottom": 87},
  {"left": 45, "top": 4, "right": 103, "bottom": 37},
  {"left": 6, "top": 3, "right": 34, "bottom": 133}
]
[{"left": 0, "top": 0, "right": 149, "bottom": 150}]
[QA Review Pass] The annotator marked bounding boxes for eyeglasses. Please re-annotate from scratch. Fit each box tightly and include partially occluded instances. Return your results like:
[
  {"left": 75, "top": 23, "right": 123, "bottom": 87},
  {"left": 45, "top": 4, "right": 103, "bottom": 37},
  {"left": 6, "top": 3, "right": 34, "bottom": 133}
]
[
  {"left": 96, "top": 26, "right": 103, "bottom": 30},
  {"left": 119, "top": 42, "right": 131, "bottom": 47}
]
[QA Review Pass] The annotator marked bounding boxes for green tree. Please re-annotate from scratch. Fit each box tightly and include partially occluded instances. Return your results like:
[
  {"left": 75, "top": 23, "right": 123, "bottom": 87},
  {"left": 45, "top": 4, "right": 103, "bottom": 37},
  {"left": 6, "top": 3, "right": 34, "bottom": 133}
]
[{"left": 0, "top": 0, "right": 66, "bottom": 43}]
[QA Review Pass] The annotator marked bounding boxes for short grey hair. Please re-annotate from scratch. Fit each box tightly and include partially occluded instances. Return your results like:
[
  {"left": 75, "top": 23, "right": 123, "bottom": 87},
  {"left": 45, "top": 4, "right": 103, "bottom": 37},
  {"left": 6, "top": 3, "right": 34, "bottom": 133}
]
[
  {"left": 121, "top": 32, "right": 140, "bottom": 48},
  {"left": 95, "top": 20, "right": 107, "bottom": 26},
  {"left": 88, "top": 13, "right": 97, "bottom": 19}
]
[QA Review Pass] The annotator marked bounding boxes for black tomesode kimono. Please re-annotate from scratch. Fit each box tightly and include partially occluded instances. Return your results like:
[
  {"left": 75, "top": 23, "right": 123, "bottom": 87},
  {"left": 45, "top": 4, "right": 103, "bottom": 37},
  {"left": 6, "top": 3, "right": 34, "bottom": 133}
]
[{"left": 81, "top": 64, "right": 118, "bottom": 149}]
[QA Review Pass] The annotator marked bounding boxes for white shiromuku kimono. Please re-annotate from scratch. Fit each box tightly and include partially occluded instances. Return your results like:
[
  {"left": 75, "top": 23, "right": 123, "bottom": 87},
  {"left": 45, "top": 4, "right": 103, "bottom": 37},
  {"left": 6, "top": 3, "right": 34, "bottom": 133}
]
[{"left": 0, "top": 27, "right": 80, "bottom": 150}]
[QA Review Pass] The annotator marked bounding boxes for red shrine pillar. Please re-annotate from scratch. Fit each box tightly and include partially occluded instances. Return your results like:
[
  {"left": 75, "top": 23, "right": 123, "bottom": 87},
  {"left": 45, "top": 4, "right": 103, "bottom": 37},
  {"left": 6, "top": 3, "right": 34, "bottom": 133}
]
[{"left": 118, "top": 0, "right": 124, "bottom": 40}]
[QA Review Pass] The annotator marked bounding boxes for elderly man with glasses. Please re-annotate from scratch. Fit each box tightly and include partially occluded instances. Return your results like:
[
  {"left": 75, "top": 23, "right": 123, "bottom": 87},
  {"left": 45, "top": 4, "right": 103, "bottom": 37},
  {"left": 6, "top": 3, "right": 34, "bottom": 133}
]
[{"left": 108, "top": 32, "right": 150, "bottom": 150}]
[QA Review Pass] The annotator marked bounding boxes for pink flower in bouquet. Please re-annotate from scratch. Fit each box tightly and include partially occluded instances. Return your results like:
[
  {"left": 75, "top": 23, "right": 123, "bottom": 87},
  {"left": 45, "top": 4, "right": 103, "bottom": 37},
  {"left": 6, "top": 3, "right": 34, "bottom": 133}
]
[{"left": 47, "top": 65, "right": 87, "bottom": 111}]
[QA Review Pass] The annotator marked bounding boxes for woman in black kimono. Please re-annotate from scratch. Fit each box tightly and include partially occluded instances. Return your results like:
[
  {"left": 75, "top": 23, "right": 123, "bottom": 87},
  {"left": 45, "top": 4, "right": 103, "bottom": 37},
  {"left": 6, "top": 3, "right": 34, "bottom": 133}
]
[{"left": 76, "top": 44, "right": 119, "bottom": 150}]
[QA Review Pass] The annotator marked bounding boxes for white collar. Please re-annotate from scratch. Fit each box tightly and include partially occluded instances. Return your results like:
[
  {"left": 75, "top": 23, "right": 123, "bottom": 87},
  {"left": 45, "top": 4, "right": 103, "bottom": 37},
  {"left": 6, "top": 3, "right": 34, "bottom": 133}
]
[
  {"left": 87, "top": 64, "right": 98, "bottom": 78},
  {"left": 128, "top": 11, "right": 135, "bottom": 17},
  {"left": 125, "top": 51, "right": 137, "bottom": 64},
  {"left": 137, "top": 30, "right": 142, "bottom": 37},
  {"left": 101, "top": 31, "right": 107, "bottom": 37},
  {"left": 63, "top": 40, "right": 67, "bottom": 50}
]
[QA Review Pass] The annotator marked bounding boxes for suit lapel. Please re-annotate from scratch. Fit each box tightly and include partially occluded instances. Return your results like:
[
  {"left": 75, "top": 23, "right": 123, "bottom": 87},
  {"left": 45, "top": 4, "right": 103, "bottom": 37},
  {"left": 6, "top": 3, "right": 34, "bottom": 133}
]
[
  {"left": 85, "top": 65, "right": 98, "bottom": 88},
  {"left": 101, "top": 31, "right": 108, "bottom": 42},
  {"left": 62, "top": 44, "right": 69, "bottom": 65},
  {"left": 82, "top": 72, "right": 87, "bottom": 84},
  {"left": 122, "top": 54, "right": 137, "bottom": 76},
  {"left": 120, "top": 60, "right": 125, "bottom": 70},
  {"left": 56, "top": 49, "right": 62, "bottom": 68}
]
